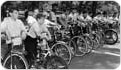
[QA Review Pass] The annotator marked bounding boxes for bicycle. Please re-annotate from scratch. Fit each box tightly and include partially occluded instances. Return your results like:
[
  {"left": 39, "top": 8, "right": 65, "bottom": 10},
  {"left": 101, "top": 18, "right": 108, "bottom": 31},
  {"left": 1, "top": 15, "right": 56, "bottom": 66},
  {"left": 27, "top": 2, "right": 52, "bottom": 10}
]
[
  {"left": 67, "top": 21, "right": 89, "bottom": 56},
  {"left": 30, "top": 37, "right": 68, "bottom": 69},
  {"left": 47, "top": 26, "right": 72, "bottom": 65},
  {"left": 3, "top": 37, "right": 29, "bottom": 69},
  {"left": 97, "top": 20, "right": 118, "bottom": 45}
]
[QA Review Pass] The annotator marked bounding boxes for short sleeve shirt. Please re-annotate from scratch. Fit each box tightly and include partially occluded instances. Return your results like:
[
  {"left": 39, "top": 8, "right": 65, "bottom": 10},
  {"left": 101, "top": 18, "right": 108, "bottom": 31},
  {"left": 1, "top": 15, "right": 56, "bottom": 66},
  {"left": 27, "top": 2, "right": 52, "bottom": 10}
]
[
  {"left": 1, "top": 17, "right": 26, "bottom": 45},
  {"left": 27, "top": 16, "right": 40, "bottom": 38}
]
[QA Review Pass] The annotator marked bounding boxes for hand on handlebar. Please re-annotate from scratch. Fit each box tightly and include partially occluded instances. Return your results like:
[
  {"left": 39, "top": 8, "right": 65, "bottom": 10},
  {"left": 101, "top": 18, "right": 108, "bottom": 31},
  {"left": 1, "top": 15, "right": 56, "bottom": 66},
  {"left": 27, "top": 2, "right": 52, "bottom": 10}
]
[
  {"left": 1, "top": 34, "right": 6, "bottom": 40},
  {"left": 53, "top": 24, "right": 61, "bottom": 30}
]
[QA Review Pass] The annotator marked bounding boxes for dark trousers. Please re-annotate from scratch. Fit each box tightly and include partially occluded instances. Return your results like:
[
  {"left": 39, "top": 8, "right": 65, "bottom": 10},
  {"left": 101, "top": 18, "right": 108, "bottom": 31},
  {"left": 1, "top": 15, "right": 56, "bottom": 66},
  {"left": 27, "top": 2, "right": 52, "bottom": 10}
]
[{"left": 24, "top": 36, "right": 37, "bottom": 62}]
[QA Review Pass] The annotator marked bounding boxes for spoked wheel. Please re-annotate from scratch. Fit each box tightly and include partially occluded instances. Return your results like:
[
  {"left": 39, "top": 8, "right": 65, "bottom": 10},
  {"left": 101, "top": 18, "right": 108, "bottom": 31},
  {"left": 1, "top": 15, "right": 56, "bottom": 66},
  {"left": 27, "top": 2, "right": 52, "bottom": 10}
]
[
  {"left": 68, "top": 40, "right": 77, "bottom": 57},
  {"left": 45, "top": 56, "right": 68, "bottom": 69},
  {"left": 95, "top": 33, "right": 102, "bottom": 48},
  {"left": 95, "top": 31, "right": 105, "bottom": 46},
  {"left": 3, "top": 54, "right": 28, "bottom": 69},
  {"left": 72, "top": 36, "right": 88, "bottom": 56},
  {"left": 105, "top": 30, "right": 118, "bottom": 45},
  {"left": 51, "top": 42, "right": 72, "bottom": 65},
  {"left": 91, "top": 34, "right": 100, "bottom": 50},
  {"left": 83, "top": 35, "right": 93, "bottom": 53}
]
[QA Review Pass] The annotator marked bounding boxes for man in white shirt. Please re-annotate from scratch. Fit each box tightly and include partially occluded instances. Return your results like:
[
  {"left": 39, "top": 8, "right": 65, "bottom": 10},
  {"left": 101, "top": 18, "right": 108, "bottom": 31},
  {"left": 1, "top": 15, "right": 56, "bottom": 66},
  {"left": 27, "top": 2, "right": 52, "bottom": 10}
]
[
  {"left": 79, "top": 11, "right": 92, "bottom": 34},
  {"left": 82, "top": 11, "right": 92, "bottom": 21},
  {"left": 43, "top": 9, "right": 57, "bottom": 23},
  {"left": 42, "top": 11, "right": 58, "bottom": 27},
  {"left": 68, "top": 9, "right": 79, "bottom": 21},
  {"left": 1, "top": 8, "right": 27, "bottom": 68},
  {"left": 1, "top": 8, "right": 26, "bottom": 48},
  {"left": 93, "top": 12, "right": 104, "bottom": 22}
]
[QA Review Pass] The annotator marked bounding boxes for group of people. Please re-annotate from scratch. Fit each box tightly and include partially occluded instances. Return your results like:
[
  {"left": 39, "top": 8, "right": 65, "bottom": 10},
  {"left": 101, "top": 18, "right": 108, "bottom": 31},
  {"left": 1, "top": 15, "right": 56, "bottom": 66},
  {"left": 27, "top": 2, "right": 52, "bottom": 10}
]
[
  {"left": 39, "top": 8, "right": 119, "bottom": 29},
  {"left": 59, "top": 9, "right": 119, "bottom": 24},
  {"left": 1, "top": 7, "right": 59, "bottom": 66},
  {"left": 1, "top": 6, "right": 119, "bottom": 66}
]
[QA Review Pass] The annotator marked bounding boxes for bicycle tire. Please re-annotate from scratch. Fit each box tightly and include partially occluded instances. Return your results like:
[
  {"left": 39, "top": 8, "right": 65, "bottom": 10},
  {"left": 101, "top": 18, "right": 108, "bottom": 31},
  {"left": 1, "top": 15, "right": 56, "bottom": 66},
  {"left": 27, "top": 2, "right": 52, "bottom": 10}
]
[
  {"left": 91, "top": 34, "right": 100, "bottom": 49},
  {"left": 104, "top": 30, "right": 118, "bottom": 45},
  {"left": 68, "top": 39, "right": 77, "bottom": 57},
  {"left": 3, "top": 53, "right": 29, "bottom": 69},
  {"left": 51, "top": 42, "right": 72, "bottom": 65},
  {"left": 83, "top": 34, "right": 93, "bottom": 53},
  {"left": 45, "top": 55, "right": 68, "bottom": 69},
  {"left": 71, "top": 36, "right": 88, "bottom": 56}
]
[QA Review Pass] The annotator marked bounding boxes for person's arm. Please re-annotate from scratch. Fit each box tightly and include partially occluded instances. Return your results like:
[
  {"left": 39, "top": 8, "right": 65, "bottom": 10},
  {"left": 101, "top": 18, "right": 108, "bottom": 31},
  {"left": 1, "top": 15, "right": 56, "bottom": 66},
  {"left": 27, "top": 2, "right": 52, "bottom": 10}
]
[
  {"left": 1, "top": 18, "right": 8, "bottom": 42},
  {"left": 19, "top": 20, "right": 27, "bottom": 40},
  {"left": 19, "top": 20, "right": 27, "bottom": 32},
  {"left": 46, "top": 29, "right": 51, "bottom": 40},
  {"left": 46, "top": 19, "right": 57, "bottom": 26},
  {"left": 33, "top": 23, "right": 41, "bottom": 37},
  {"left": 44, "top": 25, "right": 51, "bottom": 40},
  {"left": 1, "top": 19, "right": 7, "bottom": 33}
]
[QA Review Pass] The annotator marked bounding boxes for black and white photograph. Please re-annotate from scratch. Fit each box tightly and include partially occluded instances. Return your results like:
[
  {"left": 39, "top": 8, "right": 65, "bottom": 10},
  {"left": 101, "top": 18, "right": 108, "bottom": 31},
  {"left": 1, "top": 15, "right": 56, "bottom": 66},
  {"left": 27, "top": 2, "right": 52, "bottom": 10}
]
[{"left": 0, "top": 1, "right": 120, "bottom": 69}]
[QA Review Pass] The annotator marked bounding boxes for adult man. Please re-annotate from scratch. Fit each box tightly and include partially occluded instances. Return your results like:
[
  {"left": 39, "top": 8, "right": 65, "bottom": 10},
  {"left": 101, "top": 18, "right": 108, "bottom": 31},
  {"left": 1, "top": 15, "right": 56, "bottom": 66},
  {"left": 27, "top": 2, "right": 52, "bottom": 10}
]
[
  {"left": 68, "top": 9, "right": 79, "bottom": 21},
  {"left": 57, "top": 10, "right": 70, "bottom": 28},
  {"left": 1, "top": 7, "right": 26, "bottom": 68},
  {"left": 43, "top": 8, "right": 57, "bottom": 23},
  {"left": 78, "top": 11, "right": 92, "bottom": 34},
  {"left": 1, "top": 7, "right": 26, "bottom": 49},
  {"left": 93, "top": 12, "right": 104, "bottom": 23},
  {"left": 42, "top": 11, "right": 58, "bottom": 27},
  {"left": 82, "top": 11, "right": 92, "bottom": 21}
]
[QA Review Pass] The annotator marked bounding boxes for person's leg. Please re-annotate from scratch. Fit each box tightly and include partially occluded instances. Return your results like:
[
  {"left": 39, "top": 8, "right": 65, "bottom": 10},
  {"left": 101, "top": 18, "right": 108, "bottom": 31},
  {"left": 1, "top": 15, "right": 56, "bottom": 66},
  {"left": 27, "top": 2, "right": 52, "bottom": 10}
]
[{"left": 24, "top": 36, "right": 37, "bottom": 64}]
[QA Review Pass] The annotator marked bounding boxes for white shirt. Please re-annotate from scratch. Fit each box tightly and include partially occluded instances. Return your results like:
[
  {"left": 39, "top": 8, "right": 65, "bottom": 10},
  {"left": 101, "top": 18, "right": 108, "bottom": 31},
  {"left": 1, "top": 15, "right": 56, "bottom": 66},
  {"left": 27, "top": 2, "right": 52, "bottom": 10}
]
[
  {"left": 27, "top": 16, "right": 40, "bottom": 38},
  {"left": 1, "top": 17, "right": 26, "bottom": 45},
  {"left": 107, "top": 17, "right": 118, "bottom": 23},
  {"left": 39, "top": 23, "right": 51, "bottom": 40},
  {"left": 78, "top": 14, "right": 84, "bottom": 20},
  {"left": 83, "top": 15, "right": 92, "bottom": 21},
  {"left": 93, "top": 16, "right": 103, "bottom": 21},
  {"left": 69, "top": 13, "right": 79, "bottom": 21},
  {"left": 44, "top": 19, "right": 57, "bottom": 27}
]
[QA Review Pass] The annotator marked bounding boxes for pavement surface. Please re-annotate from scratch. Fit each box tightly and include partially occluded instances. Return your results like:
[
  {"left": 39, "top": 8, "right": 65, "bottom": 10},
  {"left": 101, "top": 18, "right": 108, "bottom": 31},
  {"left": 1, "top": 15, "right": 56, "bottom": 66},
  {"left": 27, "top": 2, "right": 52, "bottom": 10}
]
[{"left": 69, "top": 43, "right": 120, "bottom": 69}]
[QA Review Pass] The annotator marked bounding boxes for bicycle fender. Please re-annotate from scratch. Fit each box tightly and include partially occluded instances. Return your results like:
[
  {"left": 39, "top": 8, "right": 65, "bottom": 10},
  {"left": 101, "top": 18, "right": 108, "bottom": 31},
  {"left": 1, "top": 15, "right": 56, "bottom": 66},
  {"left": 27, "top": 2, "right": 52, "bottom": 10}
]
[{"left": 105, "top": 29, "right": 117, "bottom": 33}]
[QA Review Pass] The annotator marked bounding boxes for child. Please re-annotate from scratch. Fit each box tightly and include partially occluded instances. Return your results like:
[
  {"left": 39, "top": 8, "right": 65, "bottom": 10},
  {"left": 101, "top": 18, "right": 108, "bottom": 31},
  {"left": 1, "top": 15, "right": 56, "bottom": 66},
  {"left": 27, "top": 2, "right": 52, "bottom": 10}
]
[{"left": 36, "top": 13, "right": 51, "bottom": 50}]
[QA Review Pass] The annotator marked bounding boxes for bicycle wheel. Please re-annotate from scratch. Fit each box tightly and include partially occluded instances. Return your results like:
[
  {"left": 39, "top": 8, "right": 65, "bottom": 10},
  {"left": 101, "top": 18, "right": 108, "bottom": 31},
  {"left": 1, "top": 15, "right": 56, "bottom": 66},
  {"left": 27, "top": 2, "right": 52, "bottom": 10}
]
[
  {"left": 71, "top": 36, "right": 88, "bottom": 56},
  {"left": 83, "top": 35, "right": 93, "bottom": 53},
  {"left": 45, "top": 56, "right": 68, "bottom": 69},
  {"left": 3, "top": 53, "right": 28, "bottom": 69},
  {"left": 91, "top": 34, "right": 100, "bottom": 49},
  {"left": 104, "top": 30, "right": 118, "bottom": 45},
  {"left": 68, "top": 39, "right": 77, "bottom": 57},
  {"left": 95, "top": 33, "right": 102, "bottom": 47},
  {"left": 51, "top": 42, "right": 72, "bottom": 65},
  {"left": 95, "top": 31, "right": 105, "bottom": 46}
]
